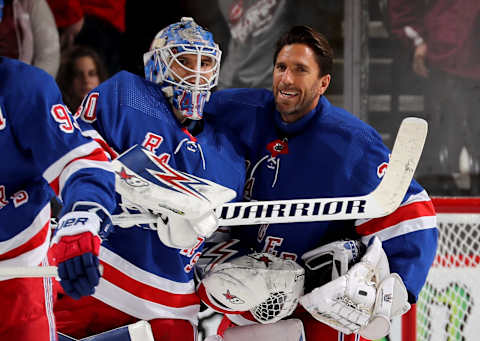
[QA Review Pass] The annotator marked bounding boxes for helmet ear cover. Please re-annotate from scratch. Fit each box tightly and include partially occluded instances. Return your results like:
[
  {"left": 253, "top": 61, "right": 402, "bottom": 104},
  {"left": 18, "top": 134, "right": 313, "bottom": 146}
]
[{"left": 143, "top": 17, "right": 222, "bottom": 120}]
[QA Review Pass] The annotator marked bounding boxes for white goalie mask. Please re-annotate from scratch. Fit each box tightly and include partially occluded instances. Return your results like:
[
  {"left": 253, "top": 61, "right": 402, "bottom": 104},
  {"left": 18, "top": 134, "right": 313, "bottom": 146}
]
[
  {"left": 203, "top": 252, "right": 305, "bottom": 324},
  {"left": 248, "top": 253, "right": 305, "bottom": 324},
  {"left": 143, "top": 17, "right": 221, "bottom": 120}
]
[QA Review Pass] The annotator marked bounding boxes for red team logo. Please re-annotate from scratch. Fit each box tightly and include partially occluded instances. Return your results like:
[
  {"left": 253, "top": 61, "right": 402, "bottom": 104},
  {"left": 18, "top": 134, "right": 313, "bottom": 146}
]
[
  {"left": 377, "top": 154, "right": 391, "bottom": 178},
  {"left": 266, "top": 138, "right": 289, "bottom": 157}
]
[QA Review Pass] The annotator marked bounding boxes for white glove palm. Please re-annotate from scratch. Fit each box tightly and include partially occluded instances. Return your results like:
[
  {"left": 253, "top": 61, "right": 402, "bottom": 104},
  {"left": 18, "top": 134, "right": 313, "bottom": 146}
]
[{"left": 300, "top": 237, "right": 411, "bottom": 339}]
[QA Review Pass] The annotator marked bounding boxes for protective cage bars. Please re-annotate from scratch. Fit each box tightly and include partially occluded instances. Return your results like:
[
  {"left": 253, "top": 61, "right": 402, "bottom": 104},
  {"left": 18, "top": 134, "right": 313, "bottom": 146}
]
[{"left": 401, "top": 197, "right": 480, "bottom": 341}]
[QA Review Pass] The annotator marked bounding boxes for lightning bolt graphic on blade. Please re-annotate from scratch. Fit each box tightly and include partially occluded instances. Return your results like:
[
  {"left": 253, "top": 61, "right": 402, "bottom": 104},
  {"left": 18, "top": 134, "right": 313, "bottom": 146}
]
[{"left": 147, "top": 153, "right": 209, "bottom": 200}]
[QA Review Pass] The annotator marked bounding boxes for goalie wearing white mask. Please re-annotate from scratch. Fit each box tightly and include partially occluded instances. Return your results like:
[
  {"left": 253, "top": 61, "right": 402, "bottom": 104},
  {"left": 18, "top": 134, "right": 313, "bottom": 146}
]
[
  {"left": 53, "top": 18, "right": 245, "bottom": 341},
  {"left": 196, "top": 23, "right": 437, "bottom": 341},
  {"left": 144, "top": 17, "right": 221, "bottom": 121}
]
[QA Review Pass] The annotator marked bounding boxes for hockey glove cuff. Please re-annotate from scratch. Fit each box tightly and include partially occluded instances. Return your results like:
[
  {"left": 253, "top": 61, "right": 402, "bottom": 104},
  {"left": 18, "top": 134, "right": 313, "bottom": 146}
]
[{"left": 51, "top": 208, "right": 107, "bottom": 299}]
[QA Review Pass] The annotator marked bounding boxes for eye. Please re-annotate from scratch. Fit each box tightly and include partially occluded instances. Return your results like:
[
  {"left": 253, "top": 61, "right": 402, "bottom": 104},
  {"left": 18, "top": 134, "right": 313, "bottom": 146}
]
[
  {"left": 201, "top": 58, "right": 214, "bottom": 68},
  {"left": 177, "top": 57, "right": 188, "bottom": 67},
  {"left": 275, "top": 63, "right": 286, "bottom": 72}
]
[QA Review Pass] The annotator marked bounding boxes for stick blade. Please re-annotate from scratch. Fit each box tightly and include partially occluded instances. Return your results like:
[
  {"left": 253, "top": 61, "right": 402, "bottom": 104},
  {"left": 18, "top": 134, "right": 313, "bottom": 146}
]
[{"left": 369, "top": 117, "right": 428, "bottom": 216}]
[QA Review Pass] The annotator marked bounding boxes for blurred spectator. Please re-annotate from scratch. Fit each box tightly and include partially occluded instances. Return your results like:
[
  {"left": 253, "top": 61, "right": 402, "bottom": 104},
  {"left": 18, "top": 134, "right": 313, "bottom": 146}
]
[
  {"left": 46, "top": 0, "right": 125, "bottom": 75},
  {"left": 0, "top": 0, "right": 60, "bottom": 77},
  {"left": 212, "top": 0, "right": 342, "bottom": 90},
  {"left": 56, "top": 45, "right": 108, "bottom": 113},
  {"left": 387, "top": 0, "right": 480, "bottom": 194},
  {"left": 216, "top": 0, "right": 294, "bottom": 90}
]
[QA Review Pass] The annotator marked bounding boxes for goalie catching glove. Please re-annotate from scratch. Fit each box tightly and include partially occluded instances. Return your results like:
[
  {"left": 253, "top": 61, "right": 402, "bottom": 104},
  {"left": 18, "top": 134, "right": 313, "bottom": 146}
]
[
  {"left": 112, "top": 145, "right": 237, "bottom": 249},
  {"left": 201, "top": 252, "right": 305, "bottom": 324},
  {"left": 299, "top": 236, "right": 411, "bottom": 340}
]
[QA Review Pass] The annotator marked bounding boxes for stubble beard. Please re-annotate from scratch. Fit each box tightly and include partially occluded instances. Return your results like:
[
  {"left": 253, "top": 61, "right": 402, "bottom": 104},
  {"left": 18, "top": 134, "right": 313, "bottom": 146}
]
[{"left": 275, "top": 89, "right": 318, "bottom": 120}]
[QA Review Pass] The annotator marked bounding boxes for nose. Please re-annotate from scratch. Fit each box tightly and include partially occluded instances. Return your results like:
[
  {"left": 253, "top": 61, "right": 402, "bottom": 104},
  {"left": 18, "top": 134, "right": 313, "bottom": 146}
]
[
  {"left": 80, "top": 72, "right": 89, "bottom": 84},
  {"left": 280, "top": 68, "right": 294, "bottom": 85}
]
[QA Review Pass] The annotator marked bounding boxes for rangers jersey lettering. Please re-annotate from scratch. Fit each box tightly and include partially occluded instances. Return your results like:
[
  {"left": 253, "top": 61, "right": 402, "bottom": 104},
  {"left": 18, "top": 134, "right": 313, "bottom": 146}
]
[
  {"left": 75, "top": 71, "right": 245, "bottom": 323},
  {"left": 204, "top": 88, "right": 437, "bottom": 303},
  {"left": 0, "top": 57, "right": 116, "bottom": 269}
]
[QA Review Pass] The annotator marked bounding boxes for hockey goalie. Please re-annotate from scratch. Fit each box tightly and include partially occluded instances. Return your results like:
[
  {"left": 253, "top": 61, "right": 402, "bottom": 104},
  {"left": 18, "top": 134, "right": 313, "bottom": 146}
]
[{"left": 197, "top": 236, "right": 411, "bottom": 341}]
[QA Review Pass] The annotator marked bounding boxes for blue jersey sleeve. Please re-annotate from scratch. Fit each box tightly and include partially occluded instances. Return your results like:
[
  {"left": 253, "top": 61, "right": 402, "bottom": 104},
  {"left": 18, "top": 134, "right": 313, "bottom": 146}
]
[{"left": 5, "top": 59, "right": 116, "bottom": 214}]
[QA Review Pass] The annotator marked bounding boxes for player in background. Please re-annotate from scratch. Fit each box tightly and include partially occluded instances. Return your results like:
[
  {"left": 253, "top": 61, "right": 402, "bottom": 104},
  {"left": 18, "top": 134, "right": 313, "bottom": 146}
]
[
  {"left": 197, "top": 25, "right": 438, "bottom": 340},
  {"left": 53, "top": 17, "right": 246, "bottom": 341},
  {"left": 0, "top": 57, "right": 117, "bottom": 340}
]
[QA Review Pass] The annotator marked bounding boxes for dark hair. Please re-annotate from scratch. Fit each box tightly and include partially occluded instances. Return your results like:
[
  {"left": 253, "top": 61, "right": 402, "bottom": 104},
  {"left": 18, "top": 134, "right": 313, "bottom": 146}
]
[
  {"left": 273, "top": 25, "right": 334, "bottom": 77},
  {"left": 56, "top": 45, "right": 109, "bottom": 111}
]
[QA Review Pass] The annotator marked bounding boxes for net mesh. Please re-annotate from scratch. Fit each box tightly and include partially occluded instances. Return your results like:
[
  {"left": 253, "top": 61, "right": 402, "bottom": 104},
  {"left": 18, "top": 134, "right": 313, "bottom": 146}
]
[{"left": 416, "top": 212, "right": 480, "bottom": 341}]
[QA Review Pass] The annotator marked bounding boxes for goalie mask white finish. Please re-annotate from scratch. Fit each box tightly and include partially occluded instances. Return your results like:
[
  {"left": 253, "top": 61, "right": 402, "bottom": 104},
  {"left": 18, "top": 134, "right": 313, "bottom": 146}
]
[
  {"left": 202, "top": 253, "right": 305, "bottom": 324},
  {"left": 143, "top": 17, "right": 221, "bottom": 120}
]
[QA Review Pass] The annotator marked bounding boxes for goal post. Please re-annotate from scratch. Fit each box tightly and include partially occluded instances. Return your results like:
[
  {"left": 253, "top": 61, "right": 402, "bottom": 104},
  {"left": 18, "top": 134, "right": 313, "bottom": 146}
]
[{"left": 402, "top": 196, "right": 480, "bottom": 341}]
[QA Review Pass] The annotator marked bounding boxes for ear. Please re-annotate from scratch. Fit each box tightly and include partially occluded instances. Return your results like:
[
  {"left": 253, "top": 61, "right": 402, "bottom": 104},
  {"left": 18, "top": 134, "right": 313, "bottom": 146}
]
[{"left": 318, "top": 74, "right": 331, "bottom": 95}]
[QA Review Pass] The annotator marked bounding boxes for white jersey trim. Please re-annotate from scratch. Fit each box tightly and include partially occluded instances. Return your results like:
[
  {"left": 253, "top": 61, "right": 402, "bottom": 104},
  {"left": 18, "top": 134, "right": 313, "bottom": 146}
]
[
  {"left": 99, "top": 247, "right": 196, "bottom": 294},
  {"left": 0, "top": 203, "right": 50, "bottom": 254},
  {"left": 58, "top": 159, "right": 113, "bottom": 198},
  {"left": 355, "top": 190, "right": 431, "bottom": 226},
  {"left": 0, "top": 228, "right": 51, "bottom": 280},
  {"left": 43, "top": 140, "right": 101, "bottom": 183},
  {"left": 361, "top": 215, "right": 437, "bottom": 243},
  {"left": 93, "top": 279, "right": 200, "bottom": 323}
]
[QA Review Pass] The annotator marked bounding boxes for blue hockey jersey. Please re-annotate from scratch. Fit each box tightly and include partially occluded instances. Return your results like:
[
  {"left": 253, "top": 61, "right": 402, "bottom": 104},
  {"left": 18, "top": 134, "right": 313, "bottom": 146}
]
[
  {"left": 0, "top": 57, "right": 116, "bottom": 270},
  {"left": 75, "top": 71, "right": 246, "bottom": 324},
  {"left": 204, "top": 88, "right": 438, "bottom": 303}
]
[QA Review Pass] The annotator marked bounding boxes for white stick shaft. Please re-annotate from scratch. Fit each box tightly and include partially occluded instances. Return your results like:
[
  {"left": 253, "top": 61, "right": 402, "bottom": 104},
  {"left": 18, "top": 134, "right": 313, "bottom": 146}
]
[
  {"left": 0, "top": 264, "right": 104, "bottom": 278},
  {"left": 0, "top": 266, "right": 58, "bottom": 278},
  {"left": 113, "top": 118, "right": 427, "bottom": 226}
]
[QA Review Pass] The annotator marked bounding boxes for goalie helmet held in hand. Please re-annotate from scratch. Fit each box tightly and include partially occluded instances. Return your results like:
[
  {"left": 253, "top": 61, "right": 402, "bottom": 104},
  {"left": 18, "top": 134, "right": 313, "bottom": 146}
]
[
  {"left": 143, "top": 17, "right": 221, "bottom": 120},
  {"left": 202, "top": 252, "right": 305, "bottom": 324}
]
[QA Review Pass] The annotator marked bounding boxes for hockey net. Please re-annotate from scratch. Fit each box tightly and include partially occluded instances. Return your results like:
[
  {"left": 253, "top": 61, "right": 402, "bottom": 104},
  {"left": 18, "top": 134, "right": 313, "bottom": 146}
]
[{"left": 402, "top": 197, "right": 480, "bottom": 341}]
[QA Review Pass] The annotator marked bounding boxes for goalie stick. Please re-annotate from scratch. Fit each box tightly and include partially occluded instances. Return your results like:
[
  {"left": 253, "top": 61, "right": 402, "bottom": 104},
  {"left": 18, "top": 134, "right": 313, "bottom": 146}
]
[
  {"left": 0, "top": 264, "right": 104, "bottom": 278},
  {"left": 112, "top": 117, "right": 427, "bottom": 226},
  {"left": 1, "top": 118, "right": 426, "bottom": 278}
]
